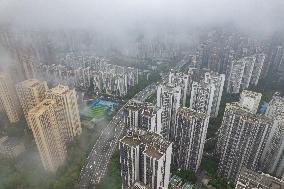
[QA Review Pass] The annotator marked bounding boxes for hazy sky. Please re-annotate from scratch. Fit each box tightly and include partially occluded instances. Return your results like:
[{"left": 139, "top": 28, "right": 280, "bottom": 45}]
[{"left": 0, "top": 0, "right": 283, "bottom": 36}]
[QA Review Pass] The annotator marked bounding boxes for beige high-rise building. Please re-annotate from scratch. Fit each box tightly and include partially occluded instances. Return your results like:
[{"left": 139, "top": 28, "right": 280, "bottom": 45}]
[
  {"left": 0, "top": 72, "right": 21, "bottom": 123},
  {"left": 46, "top": 85, "right": 82, "bottom": 142},
  {"left": 16, "top": 79, "right": 48, "bottom": 126},
  {"left": 28, "top": 99, "right": 66, "bottom": 173}
]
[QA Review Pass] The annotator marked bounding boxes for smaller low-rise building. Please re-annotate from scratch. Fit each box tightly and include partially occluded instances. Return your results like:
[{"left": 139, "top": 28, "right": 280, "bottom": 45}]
[{"left": 0, "top": 136, "right": 25, "bottom": 159}]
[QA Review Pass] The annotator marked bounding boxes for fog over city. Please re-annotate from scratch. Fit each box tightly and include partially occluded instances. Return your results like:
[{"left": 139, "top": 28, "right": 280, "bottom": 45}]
[
  {"left": 0, "top": 1, "right": 284, "bottom": 189},
  {"left": 1, "top": 0, "right": 284, "bottom": 35}
]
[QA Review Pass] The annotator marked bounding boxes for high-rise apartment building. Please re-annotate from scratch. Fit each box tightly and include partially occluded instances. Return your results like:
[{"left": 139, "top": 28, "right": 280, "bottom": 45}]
[
  {"left": 188, "top": 68, "right": 225, "bottom": 117},
  {"left": 250, "top": 54, "right": 265, "bottom": 86},
  {"left": 239, "top": 90, "right": 262, "bottom": 114},
  {"left": 261, "top": 93, "right": 284, "bottom": 179},
  {"left": 124, "top": 100, "right": 163, "bottom": 134},
  {"left": 190, "top": 80, "right": 215, "bottom": 116},
  {"left": 226, "top": 59, "right": 246, "bottom": 94},
  {"left": 119, "top": 130, "right": 172, "bottom": 189},
  {"left": 46, "top": 85, "right": 82, "bottom": 142},
  {"left": 242, "top": 56, "right": 256, "bottom": 89},
  {"left": 227, "top": 54, "right": 266, "bottom": 94},
  {"left": 168, "top": 70, "right": 189, "bottom": 107},
  {"left": 217, "top": 102, "right": 274, "bottom": 183},
  {"left": 172, "top": 107, "right": 209, "bottom": 172},
  {"left": 19, "top": 55, "right": 37, "bottom": 79},
  {"left": 0, "top": 72, "right": 21, "bottom": 123},
  {"left": 16, "top": 79, "right": 48, "bottom": 125},
  {"left": 28, "top": 99, "right": 67, "bottom": 173},
  {"left": 157, "top": 84, "right": 181, "bottom": 140},
  {"left": 235, "top": 167, "right": 284, "bottom": 189},
  {"left": 261, "top": 121, "right": 284, "bottom": 179},
  {"left": 265, "top": 92, "right": 284, "bottom": 120}
]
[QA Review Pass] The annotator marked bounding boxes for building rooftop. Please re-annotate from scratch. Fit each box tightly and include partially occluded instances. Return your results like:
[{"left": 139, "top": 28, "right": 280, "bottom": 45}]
[
  {"left": 48, "top": 85, "right": 70, "bottom": 95},
  {"left": 18, "top": 79, "right": 43, "bottom": 88},
  {"left": 121, "top": 135, "right": 141, "bottom": 147},
  {"left": 143, "top": 145, "right": 163, "bottom": 159},
  {"left": 236, "top": 167, "right": 284, "bottom": 189},
  {"left": 129, "top": 181, "right": 152, "bottom": 189},
  {"left": 120, "top": 130, "right": 171, "bottom": 156},
  {"left": 29, "top": 99, "right": 55, "bottom": 115},
  {"left": 226, "top": 102, "right": 272, "bottom": 123},
  {"left": 178, "top": 107, "right": 209, "bottom": 119},
  {"left": 241, "top": 90, "right": 262, "bottom": 99}
]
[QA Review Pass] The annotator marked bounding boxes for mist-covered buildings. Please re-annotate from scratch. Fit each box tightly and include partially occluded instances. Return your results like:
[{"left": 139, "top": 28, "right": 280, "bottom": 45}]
[
  {"left": 119, "top": 130, "right": 172, "bottom": 189},
  {"left": 0, "top": 136, "right": 25, "bottom": 159},
  {"left": 16, "top": 79, "right": 48, "bottom": 127},
  {"left": 36, "top": 55, "right": 139, "bottom": 97},
  {"left": 226, "top": 54, "right": 266, "bottom": 94},
  {"left": 0, "top": 72, "right": 22, "bottom": 123},
  {"left": 28, "top": 99, "right": 67, "bottom": 173},
  {"left": 46, "top": 85, "right": 82, "bottom": 142}
]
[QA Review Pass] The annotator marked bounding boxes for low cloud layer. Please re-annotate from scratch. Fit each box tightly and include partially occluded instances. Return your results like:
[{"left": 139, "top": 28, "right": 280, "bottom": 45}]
[{"left": 0, "top": 0, "right": 283, "bottom": 36}]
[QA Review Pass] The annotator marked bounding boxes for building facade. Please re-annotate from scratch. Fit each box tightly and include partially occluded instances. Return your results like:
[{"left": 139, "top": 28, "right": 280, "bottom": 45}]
[
  {"left": 119, "top": 130, "right": 172, "bottom": 189},
  {"left": 261, "top": 93, "right": 284, "bottom": 179},
  {"left": 28, "top": 99, "right": 67, "bottom": 173},
  {"left": 217, "top": 102, "right": 274, "bottom": 183},
  {"left": 190, "top": 80, "right": 215, "bottom": 117},
  {"left": 157, "top": 84, "right": 181, "bottom": 140},
  {"left": 16, "top": 79, "right": 48, "bottom": 126},
  {"left": 0, "top": 72, "right": 21, "bottom": 123},
  {"left": 168, "top": 70, "right": 189, "bottom": 107},
  {"left": 172, "top": 107, "right": 209, "bottom": 172},
  {"left": 124, "top": 100, "right": 163, "bottom": 134},
  {"left": 226, "top": 59, "right": 246, "bottom": 94},
  {"left": 46, "top": 85, "right": 82, "bottom": 142},
  {"left": 188, "top": 68, "right": 225, "bottom": 118}
]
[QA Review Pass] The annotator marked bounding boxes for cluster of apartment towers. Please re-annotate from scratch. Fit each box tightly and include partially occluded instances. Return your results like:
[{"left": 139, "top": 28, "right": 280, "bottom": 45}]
[
  {"left": 120, "top": 69, "right": 284, "bottom": 189},
  {"left": 0, "top": 72, "right": 82, "bottom": 173}
]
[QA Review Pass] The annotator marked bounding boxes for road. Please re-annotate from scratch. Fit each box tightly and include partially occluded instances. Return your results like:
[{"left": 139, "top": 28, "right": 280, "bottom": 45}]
[
  {"left": 77, "top": 55, "right": 190, "bottom": 189},
  {"left": 77, "top": 84, "right": 157, "bottom": 188}
]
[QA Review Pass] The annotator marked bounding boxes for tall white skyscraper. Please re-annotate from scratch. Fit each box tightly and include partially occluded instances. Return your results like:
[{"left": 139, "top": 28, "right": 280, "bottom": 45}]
[
  {"left": 188, "top": 68, "right": 225, "bottom": 118},
  {"left": 124, "top": 100, "right": 163, "bottom": 134},
  {"left": 119, "top": 130, "right": 172, "bottom": 189},
  {"left": 157, "top": 84, "right": 181, "bottom": 140},
  {"left": 217, "top": 102, "right": 274, "bottom": 183},
  {"left": 172, "top": 107, "right": 209, "bottom": 172},
  {"left": 168, "top": 70, "right": 189, "bottom": 107},
  {"left": 261, "top": 93, "right": 284, "bottom": 179},
  {"left": 190, "top": 80, "right": 215, "bottom": 116}
]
